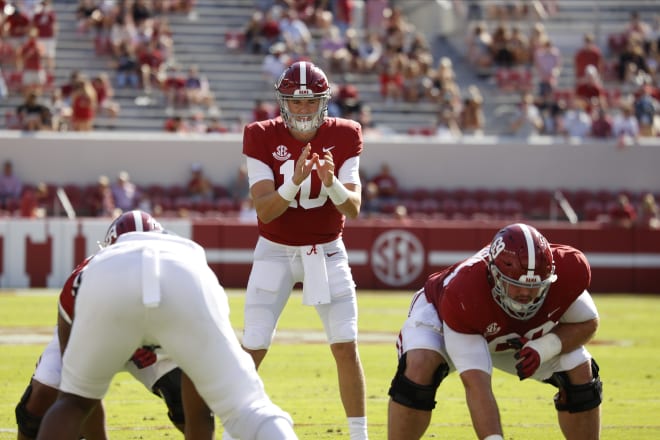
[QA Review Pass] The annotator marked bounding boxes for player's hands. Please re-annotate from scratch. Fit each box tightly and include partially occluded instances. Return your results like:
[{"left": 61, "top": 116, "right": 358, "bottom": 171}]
[
  {"left": 512, "top": 333, "right": 562, "bottom": 380},
  {"left": 507, "top": 337, "right": 539, "bottom": 380},
  {"left": 506, "top": 337, "right": 529, "bottom": 350},
  {"left": 514, "top": 345, "right": 541, "bottom": 380},
  {"left": 293, "top": 144, "right": 317, "bottom": 185},
  {"left": 130, "top": 346, "right": 158, "bottom": 369},
  {"left": 315, "top": 148, "right": 335, "bottom": 186}
]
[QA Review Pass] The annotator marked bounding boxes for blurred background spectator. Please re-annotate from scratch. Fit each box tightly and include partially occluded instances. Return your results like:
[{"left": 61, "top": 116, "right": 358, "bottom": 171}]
[
  {"left": 87, "top": 174, "right": 117, "bottom": 217},
  {"left": 0, "top": 159, "right": 23, "bottom": 211},
  {"left": 186, "top": 162, "right": 214, "bottom": 204},
  {"left": 637, "top": 192, "right": 660, "bottom": 229},
  {"left": 111, "top": 170, "right": 141, "bottom": 212},
  {"left": 608, "top": 193, "right": 637, "bottom": 228},
  {"left": 15, "top": 90, "right": 51, "bottom": 130}
]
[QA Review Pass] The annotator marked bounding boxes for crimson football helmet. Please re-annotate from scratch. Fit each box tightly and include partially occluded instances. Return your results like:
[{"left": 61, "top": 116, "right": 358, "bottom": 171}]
[
  {"left": 275, "top": 61, "right": 331, "bottom": 132},
  {"left": 101, "top": 210, "right": 163, "bottom": 247},
  {"left": 488, "top": 223, "right": 557, "bottom": 320}
]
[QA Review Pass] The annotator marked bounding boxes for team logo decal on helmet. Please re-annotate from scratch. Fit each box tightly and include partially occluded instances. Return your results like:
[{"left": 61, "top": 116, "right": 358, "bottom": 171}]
[
  {"left": 101, "top": 210, "right": 163, "bottom": 247},
  {"left": 488, "top": 223, "right": 557, "bottom": 320},
  {"left": 275, "top": 61, "right": 331, "bottom": 133}
]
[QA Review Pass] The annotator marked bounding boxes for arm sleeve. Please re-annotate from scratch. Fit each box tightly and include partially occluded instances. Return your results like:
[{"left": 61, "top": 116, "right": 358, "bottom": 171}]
[
  {"left": 443, "top": 321, "right": 493, "bottom": 375},
  {"left": 337, "top": 156, "right": 360, "bottom": 185},
  {"left": 559, "top": 291, "right": 599, "bottom": 323},
  {"left": 245, "top": 155, "right": 274, "bottom": 187}
]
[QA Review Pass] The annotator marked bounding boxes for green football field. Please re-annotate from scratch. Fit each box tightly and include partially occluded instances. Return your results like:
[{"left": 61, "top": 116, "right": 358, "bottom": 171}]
[{"left": 1, "top": 290, "right": 659, "bottom": 439}]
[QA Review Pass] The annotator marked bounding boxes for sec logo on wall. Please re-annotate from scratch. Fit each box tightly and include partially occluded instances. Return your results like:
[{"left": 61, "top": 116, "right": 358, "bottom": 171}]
[{"left": 370, "top": 230, "right": 425, "bottom": 287}]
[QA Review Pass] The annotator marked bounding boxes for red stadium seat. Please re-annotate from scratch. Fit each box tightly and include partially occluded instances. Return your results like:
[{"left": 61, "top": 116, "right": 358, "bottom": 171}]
[
  {"left": 583, "top": 200, "right": 605, "bottom": 221},
  {"left": 501, "top": 199, "right": 523, "bottom": 219},
  {"left": 419, "top": 198, "right": 440, "bottom": 215},
  {"left": 441, "top": 199, "right": 459, "bottom": 218},
  {"left": 459, "top": 198, "right": 479, "bottom": 217},
  {"left": 409, "top": 187, "right": 431, "bottom": 201}
]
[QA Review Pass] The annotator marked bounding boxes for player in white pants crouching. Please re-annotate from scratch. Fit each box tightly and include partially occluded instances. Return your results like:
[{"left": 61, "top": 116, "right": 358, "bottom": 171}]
[{"left": 34, "top": 210, "right": 297, "bottom": 440}]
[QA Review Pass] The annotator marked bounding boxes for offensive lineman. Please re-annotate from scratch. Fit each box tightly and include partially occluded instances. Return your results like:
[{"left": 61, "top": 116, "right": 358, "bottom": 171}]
[
  {"left": 16, "top": 213, "right": 188, "bottom": 440},
  {"left": 35, "top": 210, "right": 298, "bottom": 440},
  {"left": 236, "top": 60, "right": 369, "bottom": 439},
  {"left": 388, "top": 223, "right": 602, "bottom": 440}
]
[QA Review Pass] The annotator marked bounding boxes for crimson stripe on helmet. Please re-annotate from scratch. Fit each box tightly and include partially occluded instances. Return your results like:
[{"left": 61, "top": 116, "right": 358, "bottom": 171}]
[
  {"left": 519, "top": 223, "right": 535, "bottom": 275},
  {"left": 299, "top": 62, "right": 307, "bottom": 90},
  {"left": 132, "top": 210, "right": 144, "bottom": 232}
]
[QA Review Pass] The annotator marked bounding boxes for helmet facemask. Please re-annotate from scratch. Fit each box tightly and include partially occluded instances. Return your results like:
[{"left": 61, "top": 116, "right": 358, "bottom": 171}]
[
  {"left": 490, "top": 262, "right": 556, "bottom": 320},
  {"left": 277, "top": 95, "right": 329, "bottom": 132},
  {"left": 275, "top": 61, "right": 331, "bottom": 133},
  {"left": 488, "top": 223, "right": 558, "bottom": 320}
]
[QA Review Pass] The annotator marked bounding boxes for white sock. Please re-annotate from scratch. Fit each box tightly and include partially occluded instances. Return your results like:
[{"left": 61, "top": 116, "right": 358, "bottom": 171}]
[
  {"left": 348, "top": 416, "right": 368, "bottom": 440},
  {"left": 222, "top": 430, "right": 236, "bottom": 440}
]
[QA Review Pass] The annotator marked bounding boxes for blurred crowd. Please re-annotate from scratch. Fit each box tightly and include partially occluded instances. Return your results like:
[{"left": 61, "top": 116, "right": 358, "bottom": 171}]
[{"left": 1, "top": 0, "right": 658, "bottom": 140}]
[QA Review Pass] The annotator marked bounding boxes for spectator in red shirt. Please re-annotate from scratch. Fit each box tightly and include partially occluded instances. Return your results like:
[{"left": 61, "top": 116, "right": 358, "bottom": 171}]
[
  {"left": 59, "top": 69, "right": 82, "bottom": 103},
  {"left": 590, "top": 107, "right": 613, "bottom": 139},
  {"left": 162, "top": 64, "right": 187, "bottom": 113},
  {"left": 379, "top": 53, "right": 404, "bottom": 103},
  {"left": 32, "top": 0, "right": 57, "bottom": 72},
  {"left": 333, "top": 0, "right": 354, "bottom": 35},
  {"left": 3, "top": 4, "right": 31, "bottom": 47},
  {"left": 17, "top": 27, "right": 46, "bottom": 95},
  {"left": 186, "top": 162, "right": 214, "bottom": 204},
  {"left": 137, "top": 40, "right": 165, "bottom": 93},
  {"left": 87, "top": 174, "right": 117, "bottom": 217},
  {"left": 260, "top": 9, "right": 281, "bottom": 51},
  {"left": 70, "top": 76, "right": 98, "bottom": 131},
  {"left": 575, "top": 65, "right": 607, "bottom": 113},
  {"left": 574, "top": 33, "right": 604, "bottom": 81},
  {"left": 251, "top": 99, "right": 274, "bottom": 122},
  {"left": 91, "top": 72, "right": 120, "bottom": 118},
  {"left": 369, "top": 162, "right": 399, "bottom": 202},
  {"left": 608, "top": 193, "right": 637, "bottom": 228}
]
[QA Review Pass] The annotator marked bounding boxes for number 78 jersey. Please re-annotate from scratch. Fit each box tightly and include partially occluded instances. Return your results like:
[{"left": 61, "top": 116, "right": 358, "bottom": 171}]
[{"left": 243, "top": 117, "right": 363, "bottom": 246}]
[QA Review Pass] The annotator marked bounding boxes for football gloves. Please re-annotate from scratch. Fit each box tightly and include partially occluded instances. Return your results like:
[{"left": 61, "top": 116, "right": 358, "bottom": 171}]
[
  {"left": 130, "top": 345, "right": 160, "bottom": 369},
  {"left": 507, "top": 334, "right": 562, "bottom": 380}
]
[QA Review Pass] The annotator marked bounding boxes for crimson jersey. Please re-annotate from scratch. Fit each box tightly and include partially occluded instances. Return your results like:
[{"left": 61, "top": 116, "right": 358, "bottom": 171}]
[
  {"left": 243, "top": 116, "right": 363, "bottom": 245},
  {"left": 425, "top": 244, "right": 591, "bottom": 350},
  {"left": 58, "top": 256, "right": 93, "bottom": 323}
]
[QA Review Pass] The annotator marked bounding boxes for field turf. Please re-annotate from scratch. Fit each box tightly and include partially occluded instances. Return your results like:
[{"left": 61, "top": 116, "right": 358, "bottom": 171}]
[{"left": 1, "top": 290, "right": 659, "bottom": 439}]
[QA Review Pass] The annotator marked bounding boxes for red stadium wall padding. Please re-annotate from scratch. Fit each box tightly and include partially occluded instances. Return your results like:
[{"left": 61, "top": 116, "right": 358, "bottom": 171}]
[
  {"left": 193, "top": 220, "right": 258, "bottom": 288},
  {"left": 0, "top": 219, "right": 659, "bottom": 293},
  {"left": 580, "top": 227, "right": 635, "bottom": 293},
  {"left": 633, "top": 228, "right": 660, "bottom": 293}
]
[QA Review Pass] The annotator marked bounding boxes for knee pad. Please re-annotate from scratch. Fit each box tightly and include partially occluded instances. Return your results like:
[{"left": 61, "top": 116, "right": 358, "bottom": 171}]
[
  {"left": 152, "top": 368, "right": 185, "bottom": 426},
  {"left": 388, "top": 353, "right": 449, "bottom": 411},
  {"left": 15, "top": 384, "right": 42, "bottom": 438},
  {"left": 544, "top": 358, "right": 602, "bottom": 413}
]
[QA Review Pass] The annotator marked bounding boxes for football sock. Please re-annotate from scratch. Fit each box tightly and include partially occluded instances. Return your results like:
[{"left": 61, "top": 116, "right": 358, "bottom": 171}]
[
  {"left": 221, "top": 429, "right": 236, "bottom": 440},
  {"left": 348, "top": 416, "right": 368, "bottom": 440}
]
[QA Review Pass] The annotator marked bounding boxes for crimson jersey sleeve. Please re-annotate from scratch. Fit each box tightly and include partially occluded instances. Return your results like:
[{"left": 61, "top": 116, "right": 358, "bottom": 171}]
[
  {"left": 58, "top": 256, "right": 93, "bottom": 324},
  {"left": 427, "top": 244, "right": 592, "bottom": 347},
  {"left": 242, "top": 117, "right": 363, "bottom": 245}
]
